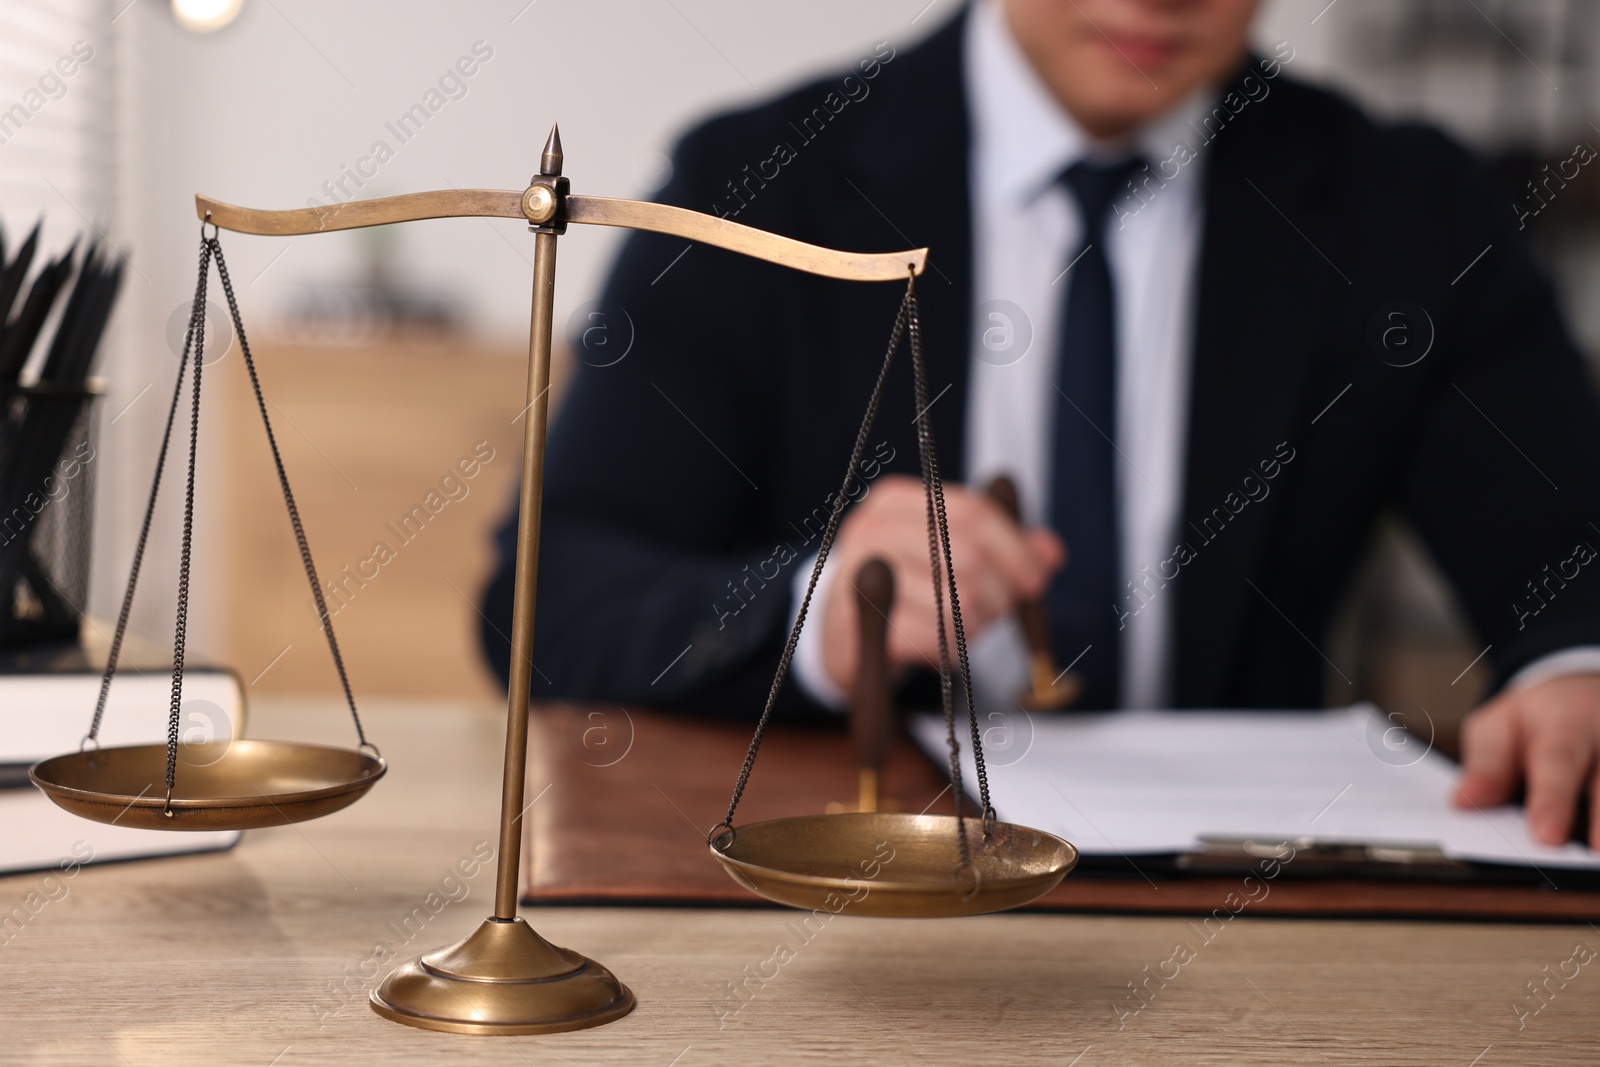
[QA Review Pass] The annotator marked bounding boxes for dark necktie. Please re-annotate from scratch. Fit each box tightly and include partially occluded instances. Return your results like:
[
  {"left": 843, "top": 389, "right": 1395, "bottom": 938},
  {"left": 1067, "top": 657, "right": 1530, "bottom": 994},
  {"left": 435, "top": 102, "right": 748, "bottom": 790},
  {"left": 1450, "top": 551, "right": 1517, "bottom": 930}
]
[{"left": 1048, "top": 156, "right": 1141, "bottom": 710}]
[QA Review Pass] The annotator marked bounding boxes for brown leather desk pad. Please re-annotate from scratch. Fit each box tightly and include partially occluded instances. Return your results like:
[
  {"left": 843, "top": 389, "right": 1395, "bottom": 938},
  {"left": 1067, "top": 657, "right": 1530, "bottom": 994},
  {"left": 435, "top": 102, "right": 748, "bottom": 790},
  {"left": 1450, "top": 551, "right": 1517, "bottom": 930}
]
[{"left": 524, "top": 704, "right": 1600, "bottom": 921}]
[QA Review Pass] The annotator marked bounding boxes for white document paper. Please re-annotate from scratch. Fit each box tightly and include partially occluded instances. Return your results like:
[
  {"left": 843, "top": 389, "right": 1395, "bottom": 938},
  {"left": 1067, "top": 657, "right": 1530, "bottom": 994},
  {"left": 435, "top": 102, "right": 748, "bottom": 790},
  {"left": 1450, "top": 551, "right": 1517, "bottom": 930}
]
[{"left": 911, "top": 704, "right": 1600, "bottom": 870}]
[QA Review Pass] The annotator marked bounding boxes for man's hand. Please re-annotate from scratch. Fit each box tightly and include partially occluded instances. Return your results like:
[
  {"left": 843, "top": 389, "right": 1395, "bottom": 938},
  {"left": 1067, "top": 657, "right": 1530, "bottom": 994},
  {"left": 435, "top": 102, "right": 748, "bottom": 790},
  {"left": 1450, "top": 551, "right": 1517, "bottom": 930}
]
[
  {"left": 1453, "top": 673, "right": 1600, "bottom": 848},
  {"left": 819, "top": 475, "right": 1064, "bottom": 694}
]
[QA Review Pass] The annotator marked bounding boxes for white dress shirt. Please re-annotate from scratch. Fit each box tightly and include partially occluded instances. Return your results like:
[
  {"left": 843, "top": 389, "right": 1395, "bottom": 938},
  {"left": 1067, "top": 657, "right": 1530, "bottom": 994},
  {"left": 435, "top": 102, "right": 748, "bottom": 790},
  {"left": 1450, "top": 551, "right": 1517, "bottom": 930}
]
[{"left": 790, "top": 0, "right": 1600, "bottom": 710}]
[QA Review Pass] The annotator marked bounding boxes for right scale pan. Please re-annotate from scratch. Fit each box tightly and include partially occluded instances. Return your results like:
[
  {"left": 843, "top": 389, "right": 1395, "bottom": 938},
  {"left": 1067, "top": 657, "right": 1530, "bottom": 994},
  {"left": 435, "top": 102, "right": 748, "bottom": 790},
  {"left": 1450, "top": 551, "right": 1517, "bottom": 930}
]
[{"left": 711, "top": 812, "right": 1078, "bottom": 918}]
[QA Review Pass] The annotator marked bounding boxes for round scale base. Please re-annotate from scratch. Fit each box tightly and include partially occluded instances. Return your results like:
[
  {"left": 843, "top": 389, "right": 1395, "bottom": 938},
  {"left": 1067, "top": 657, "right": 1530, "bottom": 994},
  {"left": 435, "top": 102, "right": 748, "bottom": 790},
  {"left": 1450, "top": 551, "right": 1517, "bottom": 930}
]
[{"left": 370, "top": 916, "right": 634, "bottom": 1036}]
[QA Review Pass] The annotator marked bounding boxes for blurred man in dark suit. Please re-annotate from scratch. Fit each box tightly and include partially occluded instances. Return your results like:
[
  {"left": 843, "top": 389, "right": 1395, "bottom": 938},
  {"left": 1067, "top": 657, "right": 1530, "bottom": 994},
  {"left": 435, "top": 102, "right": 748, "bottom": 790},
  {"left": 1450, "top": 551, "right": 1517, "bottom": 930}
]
[{"left": 484, "top": 1, "right": 1600, "bottom": 847}]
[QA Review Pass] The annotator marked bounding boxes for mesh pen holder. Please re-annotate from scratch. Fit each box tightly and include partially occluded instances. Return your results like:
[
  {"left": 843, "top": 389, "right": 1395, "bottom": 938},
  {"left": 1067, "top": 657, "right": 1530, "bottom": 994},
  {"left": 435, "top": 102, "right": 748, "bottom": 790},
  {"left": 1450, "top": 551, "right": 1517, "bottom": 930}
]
[{"left": 0, "top": 381, "right": 102, "bottom": 648}]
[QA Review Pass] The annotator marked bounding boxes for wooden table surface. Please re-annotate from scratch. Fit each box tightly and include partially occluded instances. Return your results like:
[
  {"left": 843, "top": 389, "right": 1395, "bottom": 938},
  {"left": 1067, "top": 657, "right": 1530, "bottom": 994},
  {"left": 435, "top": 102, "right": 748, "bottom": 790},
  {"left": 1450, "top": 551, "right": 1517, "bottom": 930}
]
[{"left": 5, "top": 698, "right": 1598, "bottom": 1066}]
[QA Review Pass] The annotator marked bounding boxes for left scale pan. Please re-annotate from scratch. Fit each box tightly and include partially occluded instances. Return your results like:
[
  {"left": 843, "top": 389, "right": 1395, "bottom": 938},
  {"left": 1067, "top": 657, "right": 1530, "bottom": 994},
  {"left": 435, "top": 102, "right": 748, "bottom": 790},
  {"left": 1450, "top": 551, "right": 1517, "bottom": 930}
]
[
  {"left": 30, "top": 221, "right": 387, "bottom": 838},
  {"left": 30, "top": 740, "right": 386, "bottom": 832}
]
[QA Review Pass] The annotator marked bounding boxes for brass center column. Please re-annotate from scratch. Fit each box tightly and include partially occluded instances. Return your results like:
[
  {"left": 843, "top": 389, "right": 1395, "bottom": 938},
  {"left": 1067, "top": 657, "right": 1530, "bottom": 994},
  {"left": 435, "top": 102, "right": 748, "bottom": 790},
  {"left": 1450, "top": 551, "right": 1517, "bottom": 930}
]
[
  {"left": 370, "top": 126, "right": 636, "bottom": 1036},
  {"left": 494, "top": 137, "right": 564, "bottom": 920}
]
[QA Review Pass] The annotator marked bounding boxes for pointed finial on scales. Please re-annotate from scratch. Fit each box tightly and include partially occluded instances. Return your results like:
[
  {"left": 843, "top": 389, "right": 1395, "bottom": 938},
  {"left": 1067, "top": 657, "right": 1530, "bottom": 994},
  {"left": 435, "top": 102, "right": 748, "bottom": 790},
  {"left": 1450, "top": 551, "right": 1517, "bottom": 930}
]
[
  {"left": 523, "top": 124, "right": 569, "bottom": 230},
  {"left": 540, "top": 124, "right": 564, "bottom": 177}
]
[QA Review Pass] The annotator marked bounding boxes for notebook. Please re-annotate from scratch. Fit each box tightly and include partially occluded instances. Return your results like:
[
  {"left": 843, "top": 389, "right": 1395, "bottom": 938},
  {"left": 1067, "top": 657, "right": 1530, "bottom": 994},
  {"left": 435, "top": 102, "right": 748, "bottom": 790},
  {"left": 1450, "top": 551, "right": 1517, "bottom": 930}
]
[{"left": 0, "top": 650, "right": 244, "bottom": 875}]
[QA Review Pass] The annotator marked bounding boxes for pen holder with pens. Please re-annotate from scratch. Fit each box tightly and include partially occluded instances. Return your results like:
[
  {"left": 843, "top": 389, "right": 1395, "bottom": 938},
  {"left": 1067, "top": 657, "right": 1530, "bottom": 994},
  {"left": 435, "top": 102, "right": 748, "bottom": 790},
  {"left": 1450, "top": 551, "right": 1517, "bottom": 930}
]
[{"left": 0, "top": 381, "right": 101, "bottom": 648}]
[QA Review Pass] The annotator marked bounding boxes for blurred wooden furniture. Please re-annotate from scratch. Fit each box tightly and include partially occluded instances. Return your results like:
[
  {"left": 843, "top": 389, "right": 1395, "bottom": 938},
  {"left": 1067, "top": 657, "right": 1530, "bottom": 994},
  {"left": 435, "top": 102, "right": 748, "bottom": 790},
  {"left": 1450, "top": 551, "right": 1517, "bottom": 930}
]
[
  {"left": 4, "top": 696, "right": 1597, "bottom": 1066},
  {"left": 211, "top": 334, "right": 555, "bottom": 699}
]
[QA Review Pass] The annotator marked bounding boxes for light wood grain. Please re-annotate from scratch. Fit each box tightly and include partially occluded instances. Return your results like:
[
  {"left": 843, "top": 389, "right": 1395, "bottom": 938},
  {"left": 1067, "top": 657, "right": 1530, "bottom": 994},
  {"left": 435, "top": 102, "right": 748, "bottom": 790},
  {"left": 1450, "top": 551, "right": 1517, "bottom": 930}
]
[{"left": 4, "top": 698, "right": 1597, "bottom": 1066}]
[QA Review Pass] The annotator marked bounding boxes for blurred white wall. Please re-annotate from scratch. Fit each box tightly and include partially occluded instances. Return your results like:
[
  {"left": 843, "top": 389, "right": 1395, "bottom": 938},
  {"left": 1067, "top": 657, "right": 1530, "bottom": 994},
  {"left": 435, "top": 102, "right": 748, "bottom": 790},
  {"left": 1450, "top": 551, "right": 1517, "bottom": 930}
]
[{"left": 120, "top": 0, "right": 963, "bottom": 348}]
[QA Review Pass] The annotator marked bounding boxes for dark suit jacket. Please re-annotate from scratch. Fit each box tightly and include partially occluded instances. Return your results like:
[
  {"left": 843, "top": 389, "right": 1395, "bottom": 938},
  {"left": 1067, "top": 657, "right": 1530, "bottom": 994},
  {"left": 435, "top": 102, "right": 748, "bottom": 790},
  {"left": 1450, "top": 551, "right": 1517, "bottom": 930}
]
[{"left": 482, "top": 10, "right": 1600, "bottom": 717}]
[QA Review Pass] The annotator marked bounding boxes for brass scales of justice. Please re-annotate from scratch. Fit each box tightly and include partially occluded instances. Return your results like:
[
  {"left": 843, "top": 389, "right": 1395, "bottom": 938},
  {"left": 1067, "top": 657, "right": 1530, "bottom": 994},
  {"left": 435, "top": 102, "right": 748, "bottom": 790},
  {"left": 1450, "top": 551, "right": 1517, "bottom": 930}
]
[{"left": 28, "top": 126, "right": 1079, "bottom": 1036}]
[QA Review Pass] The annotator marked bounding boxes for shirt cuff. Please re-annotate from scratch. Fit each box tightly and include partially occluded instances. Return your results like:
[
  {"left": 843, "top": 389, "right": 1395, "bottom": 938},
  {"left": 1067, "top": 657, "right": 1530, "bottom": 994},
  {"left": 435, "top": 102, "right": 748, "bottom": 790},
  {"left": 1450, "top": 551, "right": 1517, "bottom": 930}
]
[
  {"left": 787, "top": 551, "right": 850, "bottom": 711},
  {"left": 1507, "top": 647, "right": 1600, "bottom": 692}
]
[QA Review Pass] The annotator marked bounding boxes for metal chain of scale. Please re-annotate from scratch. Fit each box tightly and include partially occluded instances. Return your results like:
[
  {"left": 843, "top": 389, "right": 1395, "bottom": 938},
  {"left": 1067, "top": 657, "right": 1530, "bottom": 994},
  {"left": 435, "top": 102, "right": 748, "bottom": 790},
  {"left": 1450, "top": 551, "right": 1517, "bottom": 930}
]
[
  {"left": 718, "top": 273, "right": 995, "bottom": 870},
  {"left": 84, "top": 221, "right": 375, "bottom": 815}
]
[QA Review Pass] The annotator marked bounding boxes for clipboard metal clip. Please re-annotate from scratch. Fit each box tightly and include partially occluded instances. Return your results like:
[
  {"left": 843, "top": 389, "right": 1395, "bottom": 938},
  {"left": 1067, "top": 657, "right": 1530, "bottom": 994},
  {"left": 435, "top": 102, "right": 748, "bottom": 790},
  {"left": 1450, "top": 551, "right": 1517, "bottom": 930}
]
[{"left": 1178, "top": 835, "right": 1476, "bottom": 880}]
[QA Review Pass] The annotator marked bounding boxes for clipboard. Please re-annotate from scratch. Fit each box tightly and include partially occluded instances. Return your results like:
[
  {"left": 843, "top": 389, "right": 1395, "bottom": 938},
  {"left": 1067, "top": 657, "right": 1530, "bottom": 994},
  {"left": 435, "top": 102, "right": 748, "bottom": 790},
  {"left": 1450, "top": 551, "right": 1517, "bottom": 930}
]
[{"left": 524, "top": 705, "right": 1600, "bottom": 919}]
